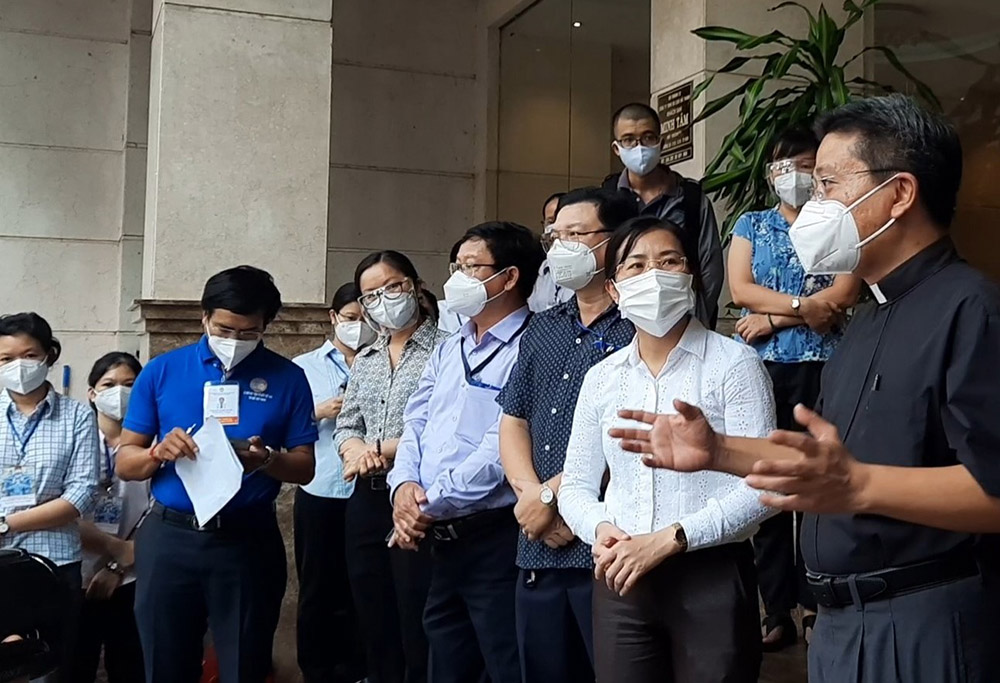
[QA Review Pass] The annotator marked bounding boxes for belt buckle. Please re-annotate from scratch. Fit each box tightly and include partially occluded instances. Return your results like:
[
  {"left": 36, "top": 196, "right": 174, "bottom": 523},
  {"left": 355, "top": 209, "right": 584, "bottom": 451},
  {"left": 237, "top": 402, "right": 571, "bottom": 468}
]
[
  {"left": 369, "top": 477, "right": 388, "bottom": 492},
  {"left": 432, "top": 523, "right": 458, "bottom": 542}
]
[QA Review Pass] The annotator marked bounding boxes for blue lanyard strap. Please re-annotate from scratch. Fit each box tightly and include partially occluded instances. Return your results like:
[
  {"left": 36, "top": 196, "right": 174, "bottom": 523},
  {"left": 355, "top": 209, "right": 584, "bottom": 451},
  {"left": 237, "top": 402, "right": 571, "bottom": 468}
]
[
  {"left": 460, "top": 314, "right": 533, "bottom": 391},
  {"left": 574, "top": 319, "right": 612, "bottom": 354},
  {"left": 103, "top": 440, "right": 114, "bottom": 481},
  {"left": 6, "top": 403, "right": 48, "bottom": 459}
]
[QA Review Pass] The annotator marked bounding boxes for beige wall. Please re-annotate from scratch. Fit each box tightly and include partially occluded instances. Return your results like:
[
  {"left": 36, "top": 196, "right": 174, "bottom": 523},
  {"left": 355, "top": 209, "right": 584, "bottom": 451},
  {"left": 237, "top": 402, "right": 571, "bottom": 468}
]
[{"left": 0, "top": 0, "right": 149, "bottom": 400}]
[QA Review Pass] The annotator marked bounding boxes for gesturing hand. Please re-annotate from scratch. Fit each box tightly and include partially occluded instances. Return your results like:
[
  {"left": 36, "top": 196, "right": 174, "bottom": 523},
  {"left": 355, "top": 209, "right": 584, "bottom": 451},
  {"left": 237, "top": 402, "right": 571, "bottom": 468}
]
[
  {"left": 608, "top": 400, "right": 720, "bottom": 472},
  {"left": 746, "top": 404, "right": 871, "bottom": 515}
]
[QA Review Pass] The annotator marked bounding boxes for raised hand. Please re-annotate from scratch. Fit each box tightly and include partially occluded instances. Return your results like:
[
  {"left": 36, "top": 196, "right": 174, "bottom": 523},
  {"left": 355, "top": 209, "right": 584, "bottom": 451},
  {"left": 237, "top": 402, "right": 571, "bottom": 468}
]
[{"left": 608, "top": 399, "right": 720, "bottom": 472}]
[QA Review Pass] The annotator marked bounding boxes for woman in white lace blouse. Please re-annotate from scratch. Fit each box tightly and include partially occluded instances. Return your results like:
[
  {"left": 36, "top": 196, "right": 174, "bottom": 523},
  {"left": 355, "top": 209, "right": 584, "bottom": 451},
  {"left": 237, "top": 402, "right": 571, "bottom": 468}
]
[{"left": 559, "top": 216, "right": 777, "bottom": 683}]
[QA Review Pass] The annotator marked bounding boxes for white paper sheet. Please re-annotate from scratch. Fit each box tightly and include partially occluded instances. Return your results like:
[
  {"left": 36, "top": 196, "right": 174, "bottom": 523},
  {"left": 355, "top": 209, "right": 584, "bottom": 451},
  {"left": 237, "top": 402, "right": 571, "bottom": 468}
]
[{"left": 174, "top": 417, "right": 244, "bottom": 527}]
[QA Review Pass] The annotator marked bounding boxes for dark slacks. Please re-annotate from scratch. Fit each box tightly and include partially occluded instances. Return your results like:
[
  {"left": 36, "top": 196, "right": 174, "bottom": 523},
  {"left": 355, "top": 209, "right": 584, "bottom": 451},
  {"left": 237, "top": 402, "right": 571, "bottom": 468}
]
[
  {"left": 809, "top": 573, "right": 1000, "bottom": 682},
  {"left": 69, "top": 582, "right": 144, "bottom": 683},
  {"left": 424, "top": 510, "right": 521, "bottom": 683},
  {"left": 293, "top": 488, "right": 364, "bottom": 683},
  {"left": 53, "top": 561, "right": 84, "bottom": 681},
  {"left": 593, "top": 541, "right": 761, "bottom": 683},
  {"left": 133, "top": 508, "right": 286, "bottom": 683},
  {"left": 755, "top": 361, "right": 823, "bottom": 616},
  {"left": 515, "top": 567, "right": 594, "bottom": 683},
  {"left": 345, "top": 478, "right": 431, "bottom": 683}
]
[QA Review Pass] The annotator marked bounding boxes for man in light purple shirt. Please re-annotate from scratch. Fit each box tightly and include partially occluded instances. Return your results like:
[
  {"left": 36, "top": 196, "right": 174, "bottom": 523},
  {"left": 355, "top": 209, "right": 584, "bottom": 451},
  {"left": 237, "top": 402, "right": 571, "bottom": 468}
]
[{"left": 389, "top": 221, "right": 545, "bottom": 683}]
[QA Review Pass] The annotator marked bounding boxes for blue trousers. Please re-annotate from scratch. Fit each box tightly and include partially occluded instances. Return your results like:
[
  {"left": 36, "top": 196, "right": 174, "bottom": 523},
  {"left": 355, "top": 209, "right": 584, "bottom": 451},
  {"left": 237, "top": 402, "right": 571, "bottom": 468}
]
[
  {"left": 133, "top": 508, "right": 286, "bottom": 683},
  {"left": 515, "top": 568, "right": 595, "bottom": 683}
]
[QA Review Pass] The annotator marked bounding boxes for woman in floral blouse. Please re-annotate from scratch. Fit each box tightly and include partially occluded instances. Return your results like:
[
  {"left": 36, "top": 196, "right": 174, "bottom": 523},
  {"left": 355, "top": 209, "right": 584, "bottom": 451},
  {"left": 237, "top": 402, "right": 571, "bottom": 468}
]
[
  {"left": 727, "top": 126, "right": 861, "bottom": 650},
  {"left": 334, "top": 250, "right": 449, "bottom": 683}
]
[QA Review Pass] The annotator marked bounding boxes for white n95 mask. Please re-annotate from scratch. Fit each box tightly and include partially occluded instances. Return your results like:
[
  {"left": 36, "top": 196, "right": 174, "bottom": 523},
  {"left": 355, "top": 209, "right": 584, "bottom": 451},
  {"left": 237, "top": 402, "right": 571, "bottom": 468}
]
[
  {"left": 618, "top": 144, "right": 661, "bottom": 177},
  {"left": 0, "top": 358, "right": 49, "bottom": 395},
  {"left": 546, "top": 238, "right": 609, "bottom": 291},
  {"left": 207, "top": 335, "right": 259, "bottom": 371},
  {"left": 789, "top": 174, "right": 900, "bottom": 275},
  {"left": 335, "top": 319, "right": 377, "bottom": 350},
  {"left": 94, "top": 385, "right": 132, "bottom": 421},
  {"left": 365, "top": 291, "right": 418, "bottom": 332},
  {"left": 443, "top": 269, "right": 509, "bottom": 318},
  {"left": 614, "top": 270, "right": 695, "bottom": 338},
  {"left": 773, "top": 171, "right": 814, "bottom": 209}
]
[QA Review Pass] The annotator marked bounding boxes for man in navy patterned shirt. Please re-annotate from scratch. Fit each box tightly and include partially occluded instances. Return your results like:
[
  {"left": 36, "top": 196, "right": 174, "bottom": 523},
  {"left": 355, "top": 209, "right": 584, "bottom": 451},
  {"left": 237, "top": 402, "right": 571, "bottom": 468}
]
[{"left": 498, "top": 187, "right": 637, "bottom": 683}]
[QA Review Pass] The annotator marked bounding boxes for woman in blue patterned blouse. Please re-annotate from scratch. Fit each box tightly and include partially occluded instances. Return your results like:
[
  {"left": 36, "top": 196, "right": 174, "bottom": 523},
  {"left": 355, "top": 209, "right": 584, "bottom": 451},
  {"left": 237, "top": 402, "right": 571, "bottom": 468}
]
[{"left": 727, "top": 127, "right": 861, "bottom": 651}]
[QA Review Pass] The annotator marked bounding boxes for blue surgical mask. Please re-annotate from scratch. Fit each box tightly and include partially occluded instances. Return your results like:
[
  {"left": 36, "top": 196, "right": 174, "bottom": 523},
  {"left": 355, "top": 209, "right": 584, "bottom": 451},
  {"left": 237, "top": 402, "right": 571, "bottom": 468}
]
[{"left": 618, "top": 144, "right": 660, "bottom": 177}]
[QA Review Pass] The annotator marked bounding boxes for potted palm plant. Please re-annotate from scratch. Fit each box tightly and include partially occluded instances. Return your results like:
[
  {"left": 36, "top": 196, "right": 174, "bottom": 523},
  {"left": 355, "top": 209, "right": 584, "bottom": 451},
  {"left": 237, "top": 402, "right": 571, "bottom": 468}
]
[{"left": 691, "top": 0, "right": 940, "bottom": 241}]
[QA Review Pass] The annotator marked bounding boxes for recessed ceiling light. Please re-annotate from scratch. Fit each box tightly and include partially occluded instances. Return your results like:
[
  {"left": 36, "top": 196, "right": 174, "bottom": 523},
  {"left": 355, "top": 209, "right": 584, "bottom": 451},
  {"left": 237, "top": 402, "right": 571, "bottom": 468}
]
[{"left": 572, "top": 21, "right": 582, "bottom": 27}]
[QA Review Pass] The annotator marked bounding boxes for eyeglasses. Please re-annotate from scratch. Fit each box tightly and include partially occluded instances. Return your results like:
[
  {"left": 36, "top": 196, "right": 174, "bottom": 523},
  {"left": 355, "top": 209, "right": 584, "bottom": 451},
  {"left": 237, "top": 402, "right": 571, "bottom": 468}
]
[
  {"left": 449, "top": 262, "right": 497, "bottom": 276},
  {"left": 207, "top": 323, "right": 264, "bottom": 342},
  {"left": 616, "top": 133, "right": 661, "bottom": 149},
  {"left": 359, "top": 279, "right": 410, "bottom": 308},
  {"left": 541, "top": 228, "right": 611, "bottom": 249},
  {"left": 811, "top": 168, "right": 898, "bottom": 200},
  {"left": 767, "top": 158, "right": 815, "bottom": 176},
  {"left": 615, "top": 254, "right": 688, "bottom": 279}
]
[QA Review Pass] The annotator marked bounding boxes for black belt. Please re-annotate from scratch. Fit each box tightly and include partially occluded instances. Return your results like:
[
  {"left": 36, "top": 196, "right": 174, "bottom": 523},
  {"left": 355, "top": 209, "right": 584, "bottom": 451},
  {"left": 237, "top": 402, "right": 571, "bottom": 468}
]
[
  {"left": 151, "top": 501, "right": 276, "bottom": 532},
  {"left": 806, "top": 552, "right": 980, "bottom": 608},
  {"left": 366, "top": 474, "right": 388, "bottom": 491},
  {"left": 430, "top": 506, "right": 513, "bottom": 543}
]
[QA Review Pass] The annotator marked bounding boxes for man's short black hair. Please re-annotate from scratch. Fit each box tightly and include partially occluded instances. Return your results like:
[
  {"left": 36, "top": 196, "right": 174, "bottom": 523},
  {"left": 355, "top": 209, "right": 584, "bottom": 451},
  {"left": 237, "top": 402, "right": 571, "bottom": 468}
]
[
  {"left": 815, "top": 94, "right": 963, "bottom": 228},
  {"left": 771, "top": 125, "right": 819, "bottom": 161},
  {"left": 0, "top": 312, "right": 62, "bottom": 364},
  {"left": 201, "top": 265, "right": 282, "bottom": 324},
  {"left": 330, "top": 282, "right": 361, "bottom": 312},
  {"left": 455, "top": 222, "right": 545, "bottom": 301},
  {"left": 612, "top": 103, "right": 660, "bottom": 134},
  {"left": 557, "top": 187, "right": 639, "bottom": 232}
]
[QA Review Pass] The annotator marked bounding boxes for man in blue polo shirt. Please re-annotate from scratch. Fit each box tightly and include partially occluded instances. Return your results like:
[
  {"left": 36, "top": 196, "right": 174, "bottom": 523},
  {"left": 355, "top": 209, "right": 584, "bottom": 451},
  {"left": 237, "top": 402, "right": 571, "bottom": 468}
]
[{"left": 116, "top": 265, "right": 317, "bottom": 683}]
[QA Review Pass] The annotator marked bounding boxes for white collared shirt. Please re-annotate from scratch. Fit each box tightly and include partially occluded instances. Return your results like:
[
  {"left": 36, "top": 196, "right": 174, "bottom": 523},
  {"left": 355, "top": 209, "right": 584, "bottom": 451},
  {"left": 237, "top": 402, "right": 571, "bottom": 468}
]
[
  {"left": 559, "top": 318, "right": 777, "bottom": 550},
  {"left": 294, "top": 340, "right": 352, "bottom": 499}
]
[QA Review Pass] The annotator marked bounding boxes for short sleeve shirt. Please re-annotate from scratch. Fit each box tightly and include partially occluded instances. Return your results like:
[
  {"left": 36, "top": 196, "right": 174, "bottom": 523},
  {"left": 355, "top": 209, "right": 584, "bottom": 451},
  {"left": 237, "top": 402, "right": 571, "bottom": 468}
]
[
  {"left": 732, "top": 208, "right": 840, "bottom": 363},
  {"left": 124, "top": 336, "right": 319, "bottom": 514},
  {"left": 498, "top": 299, "right": 635, "bottom": 570}
]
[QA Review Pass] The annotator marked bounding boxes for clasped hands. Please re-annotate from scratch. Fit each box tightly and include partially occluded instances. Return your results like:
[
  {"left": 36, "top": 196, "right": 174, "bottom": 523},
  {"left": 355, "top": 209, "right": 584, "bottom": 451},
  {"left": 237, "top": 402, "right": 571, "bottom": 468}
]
[
  {"left": 341, "top": 440, "right": 389, "bottom": 482},
  {"left": 510, "top": 479, "right": 574, "bottom": 549},
  {"left": 609, "top": 399, "right": 871, "bottom": 515}
]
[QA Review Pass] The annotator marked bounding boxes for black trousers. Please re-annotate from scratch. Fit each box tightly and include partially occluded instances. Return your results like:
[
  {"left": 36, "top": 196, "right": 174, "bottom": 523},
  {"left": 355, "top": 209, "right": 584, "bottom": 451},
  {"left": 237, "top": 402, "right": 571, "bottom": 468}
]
[
  {"left": 515, "top": 568, "right": 594, "bottom": 683},
  {"left": 754, "top": 361, "right": 823, "bottom": 616},
  {"left": 345, "top": 477, "right": 431, "bottom": 683},
  {"left": 133, "top": 507, "right": 286, "bottom": 683},
  {"left": 810, "top": 573, "right": 1000, "bottom": 682},
  {"left": 52, "top": 561, "right": 84, "bottom": 681},
  {"left": 424, "top": 510, "right": 521, "bottom": 683},
  {"left": 293, "top": 489, "right": 364, "bottom": 683},
  {"left": 593, "top": 541, "right": 761, "bottom": 683},
  {"left": 69, "top": 582, "right": 144, "bottom": 683}
]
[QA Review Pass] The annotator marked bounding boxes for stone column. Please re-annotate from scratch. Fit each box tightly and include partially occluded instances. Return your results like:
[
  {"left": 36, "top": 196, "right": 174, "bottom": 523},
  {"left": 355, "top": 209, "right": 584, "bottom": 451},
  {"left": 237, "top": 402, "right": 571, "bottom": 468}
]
[{"left": 140, "top": 0, "right": 333, "bottom": 356}]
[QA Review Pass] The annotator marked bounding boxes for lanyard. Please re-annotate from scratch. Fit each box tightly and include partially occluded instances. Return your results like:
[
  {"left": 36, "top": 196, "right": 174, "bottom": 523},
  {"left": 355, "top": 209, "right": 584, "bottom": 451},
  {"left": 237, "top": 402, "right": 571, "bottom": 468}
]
[
  {"left": 460, "top": 314, "right": 532, "bottom": 391},
  {"left": 327, "top": 352, "right": 349, "bottom": 394},
  {"left": 574, "top": 319, "right": 614, "bottom": 354},
  {"left": 102, "top": 440, "right": 115, "bottom": 483},
  {"left": 6, "top": 403, "right": 47, "bottom": 460}
]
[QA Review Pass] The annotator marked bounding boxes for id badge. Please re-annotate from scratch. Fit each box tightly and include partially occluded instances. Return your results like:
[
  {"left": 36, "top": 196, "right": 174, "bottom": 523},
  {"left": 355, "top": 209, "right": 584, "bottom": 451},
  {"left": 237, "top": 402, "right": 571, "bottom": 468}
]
[
  {"left": 93, "top": 491, "right": 124, "bottom": 534},
  {"left": 204, "top": 382, "right": 241, "bottom": 425},
  {"left": 0, "top": 465, "right": 37, "bottom": 510}
]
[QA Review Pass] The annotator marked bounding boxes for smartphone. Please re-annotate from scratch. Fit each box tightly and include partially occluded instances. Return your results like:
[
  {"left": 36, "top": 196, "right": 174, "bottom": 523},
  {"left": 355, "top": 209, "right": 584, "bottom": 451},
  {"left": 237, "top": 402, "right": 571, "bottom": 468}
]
[{"left": 229, "top": 438, "right": 252, "bottom": 451}]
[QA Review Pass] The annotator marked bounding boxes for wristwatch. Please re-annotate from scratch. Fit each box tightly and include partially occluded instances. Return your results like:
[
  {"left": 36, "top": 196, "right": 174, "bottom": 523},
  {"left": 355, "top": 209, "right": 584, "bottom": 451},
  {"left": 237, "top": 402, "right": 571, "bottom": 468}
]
[
  {"left": 539, "top": 484, "right": 556, "bottom": 508},
  {"left": 0, "top": 514, "right": 9, "bottom": 537},
  {"left": 105, "top": 560, "right": 125, "bottom": 576},
  {"left": 669, "top": 522, "right": 688, "bottom": 553},
  {"left": 260, "top": 446, "right": 277, "bottom": 470},
  {"left": 790, "top": 297, "right": 802, "bottom": 313}
]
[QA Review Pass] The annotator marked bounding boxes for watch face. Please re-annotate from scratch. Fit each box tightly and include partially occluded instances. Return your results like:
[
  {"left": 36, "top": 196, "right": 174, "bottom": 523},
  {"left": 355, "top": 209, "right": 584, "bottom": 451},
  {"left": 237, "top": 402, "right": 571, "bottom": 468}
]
[
  {"left": 0, "top": 522, "right": 9, "bottom": 534},
  {"left": 540, "top": 487, "right": 555, "bottom": 505}
]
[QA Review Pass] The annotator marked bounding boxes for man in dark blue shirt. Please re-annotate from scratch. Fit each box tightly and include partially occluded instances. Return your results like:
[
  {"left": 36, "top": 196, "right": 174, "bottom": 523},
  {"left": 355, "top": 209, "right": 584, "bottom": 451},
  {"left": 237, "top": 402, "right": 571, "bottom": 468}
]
[
  {"left": 117, "top": 266, "right": 318, "bottom": 683},
  {"left": 498, "top": 187, "right": 637, "bottom": 683}
]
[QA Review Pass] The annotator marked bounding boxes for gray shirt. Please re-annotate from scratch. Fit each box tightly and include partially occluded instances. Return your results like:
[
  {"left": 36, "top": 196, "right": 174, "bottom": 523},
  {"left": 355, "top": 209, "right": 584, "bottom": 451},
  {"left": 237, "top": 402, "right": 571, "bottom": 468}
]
[
  {"left": 614, "top": 168, "right": 724, "bottom": 328},
  {"left": 334, "top": 318, "right": 449, "bottom": 451}
]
